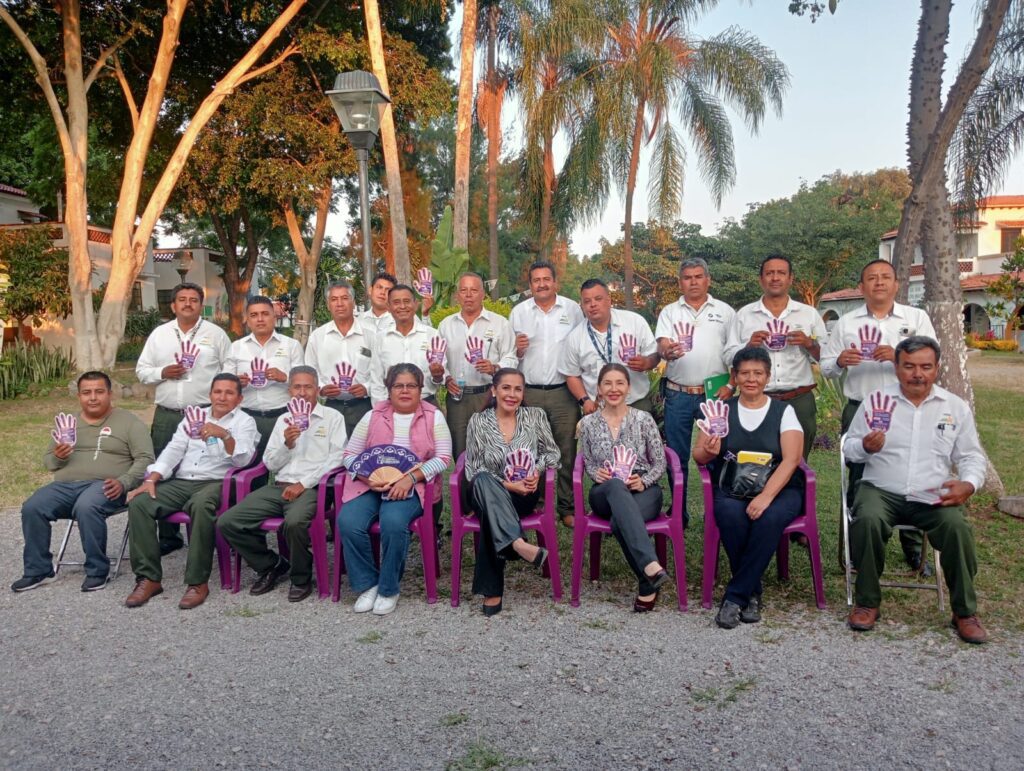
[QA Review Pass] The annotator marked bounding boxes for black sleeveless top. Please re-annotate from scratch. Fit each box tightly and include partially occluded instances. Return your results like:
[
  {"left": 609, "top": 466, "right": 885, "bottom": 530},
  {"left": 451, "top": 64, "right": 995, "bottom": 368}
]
[{"left": 711, "top": 397, "right": 802, "bottom": 491}]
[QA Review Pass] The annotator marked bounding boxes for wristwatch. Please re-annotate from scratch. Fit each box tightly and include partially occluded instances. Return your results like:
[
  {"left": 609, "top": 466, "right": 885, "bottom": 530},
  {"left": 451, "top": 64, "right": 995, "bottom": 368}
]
[{"left": 577, "top": 396, "right": 589, "bottom": 407}]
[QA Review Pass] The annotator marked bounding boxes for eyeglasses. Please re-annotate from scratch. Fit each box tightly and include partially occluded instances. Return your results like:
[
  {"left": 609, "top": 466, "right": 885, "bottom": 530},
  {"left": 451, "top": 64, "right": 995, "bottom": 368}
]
[{"left": 389, "top": 383, "right": 420, "bottom": 391}]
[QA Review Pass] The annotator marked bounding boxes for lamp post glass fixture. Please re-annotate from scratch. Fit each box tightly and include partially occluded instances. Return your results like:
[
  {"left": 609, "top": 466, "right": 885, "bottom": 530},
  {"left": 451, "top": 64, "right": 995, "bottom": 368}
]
[{"left": 326, "top": 70, "right": 391, "bottom": 302}]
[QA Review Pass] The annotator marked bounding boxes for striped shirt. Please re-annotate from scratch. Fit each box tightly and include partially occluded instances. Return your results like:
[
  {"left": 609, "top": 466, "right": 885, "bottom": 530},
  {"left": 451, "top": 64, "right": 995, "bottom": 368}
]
[
  {"left": 464, "top": 406, "right": 561, "bottom": 481},
  {"left": 343, "top": 410, "right": 452, "bottom": 482},
  {"left": 578, "top": 408, "right": 666, "bottom": 488}
]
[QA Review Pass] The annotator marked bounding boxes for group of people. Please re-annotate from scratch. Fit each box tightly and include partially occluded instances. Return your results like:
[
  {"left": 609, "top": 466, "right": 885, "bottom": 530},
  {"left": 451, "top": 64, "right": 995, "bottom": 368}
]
[{"left": 12, "top": 254, "right": 989, "bottom": 642}]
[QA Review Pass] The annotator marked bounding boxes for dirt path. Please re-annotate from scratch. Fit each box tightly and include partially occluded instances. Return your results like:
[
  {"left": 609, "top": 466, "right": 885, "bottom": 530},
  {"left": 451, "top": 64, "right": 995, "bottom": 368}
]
[{"left": 967, "top": 352, "right": 1024, "bottom": 393}]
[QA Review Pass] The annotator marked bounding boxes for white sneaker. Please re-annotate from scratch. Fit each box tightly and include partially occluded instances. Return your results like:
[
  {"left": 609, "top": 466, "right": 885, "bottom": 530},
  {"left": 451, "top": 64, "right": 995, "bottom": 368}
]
[
  {"left": 353, "top": 586, "right": 379, "bottom": 613},
  {"left": 372, "top": 593, "right": 399, "bottom": 615}
]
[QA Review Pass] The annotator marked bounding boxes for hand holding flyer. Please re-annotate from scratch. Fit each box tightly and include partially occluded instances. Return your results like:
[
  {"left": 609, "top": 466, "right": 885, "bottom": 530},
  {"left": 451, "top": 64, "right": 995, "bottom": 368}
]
[
  {"left": 427, "top": 337, "right": 448, "bottom": 366},
  {"left": 287, "top": 397, "right": 313, "bottom": 431},
  {"left": 618, "top": 333, "right": 637, "bottom": 362},
  {"left": 332, "top": 362, "right": 356, "bottom": 392},
  {"left": 51, "top": 412, "right": 77, "bottom": 445},
  {"left": 413, "top": 267, "right": 434, "bottom": 298},
  {"left": 766, "top": 319, "right": 789, "bottom": 351},
  {"left": 185, "top": 405, "right": 207, "bottom": 439},
  {"left": 673, "top": 321, "right": 695, "bottom": 352},
  {"left": 504, "top": 448, "right": 536, "bottom": 482},
  {"left": 176, "top": 340, "right": 200, "bottom": 370},
  {"left": 858, "top": 324, "right": 882, "bottom": 357},
  {"left": 464, "top": 335, "right": 485, "bottom": 364},
  {"left": 696, "top": 399, "right": 730, "bottom": 438},
  {"left": 604, "top": 444, "right": 638, "bottom": 481},
  {"left": 250, "top": 357, "right": 269, "bottom": 388},
  {"left": 865, "top": 390, "right": 896, "bottom": 432}
]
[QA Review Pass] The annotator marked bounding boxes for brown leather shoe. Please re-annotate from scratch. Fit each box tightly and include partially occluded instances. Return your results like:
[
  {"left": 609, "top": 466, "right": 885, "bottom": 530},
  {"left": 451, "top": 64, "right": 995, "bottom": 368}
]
[
  {"left": 847, "top": 605, "right": 879, "bottom": 631},
  {"left": 560, "top": 514, "right": 575, "bottom": 528},
  {"left": 125, "top": 578, "right": 163, "bottom": 608},
  {"left": 952, "top": 615, "right": 989, "bottom": 644},
  {"left": 178, "top": 583, "right": 209, "bottom": 610}
]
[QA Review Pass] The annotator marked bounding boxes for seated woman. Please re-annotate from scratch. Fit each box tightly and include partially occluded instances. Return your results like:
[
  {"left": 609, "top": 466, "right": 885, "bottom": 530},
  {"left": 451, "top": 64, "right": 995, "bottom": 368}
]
[
  {"left": 464, "top": 367, "right": 561, "bottom": 616},
  {"left": 579, "top": 363, "right": 670, "bottom": 612},
  {"left": 337, "top": 363, "right": 452, "bottom": 615},
  {"left": 692, "top": 346, "right": 804, "bottom": 629}
]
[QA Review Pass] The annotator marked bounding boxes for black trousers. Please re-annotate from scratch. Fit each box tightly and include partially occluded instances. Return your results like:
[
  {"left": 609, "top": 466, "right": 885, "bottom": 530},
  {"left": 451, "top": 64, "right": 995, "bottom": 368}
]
[
  {"left": 589, "top": 480, "right": 664, "bottom": 595},
  {"left": 470, "top": 472, "right": 540, "bottom": 598}
]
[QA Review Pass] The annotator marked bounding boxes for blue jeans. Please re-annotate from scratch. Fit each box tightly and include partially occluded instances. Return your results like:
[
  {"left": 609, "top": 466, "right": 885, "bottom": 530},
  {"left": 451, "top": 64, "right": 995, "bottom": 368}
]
[
  {"left": 663, "top": 389, "right": 703, "bottom": 522},
  {"left": 21, "top": 480, "right": 127, "bottom": 578},
  {"left": 337, "top": 491, "right": 423, "bottom": 597}
]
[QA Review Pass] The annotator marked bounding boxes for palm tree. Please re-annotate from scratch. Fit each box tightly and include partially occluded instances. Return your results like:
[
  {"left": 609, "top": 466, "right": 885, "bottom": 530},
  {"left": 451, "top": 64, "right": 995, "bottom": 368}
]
[
  {"left": 590, "top": 0, "right": 789, "bottom": 308},
  {"left": 453, "top": 0, "right": 479, "bottom": 250}
]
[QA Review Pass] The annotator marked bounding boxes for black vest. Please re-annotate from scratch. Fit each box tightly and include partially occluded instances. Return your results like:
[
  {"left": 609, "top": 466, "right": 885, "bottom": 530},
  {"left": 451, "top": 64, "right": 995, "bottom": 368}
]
[{"left": 712, "top": 397, "right": 801, "bottom": 490}]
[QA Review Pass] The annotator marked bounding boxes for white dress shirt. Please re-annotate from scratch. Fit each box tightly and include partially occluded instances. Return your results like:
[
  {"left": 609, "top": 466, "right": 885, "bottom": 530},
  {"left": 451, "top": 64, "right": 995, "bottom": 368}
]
[
  {"left": 368, "top": 318, "right": 439, "bottom": 404},
  {"left": 263, "top": 403, "right": 347, "bottom": 488},
  {"left": 820, "top": 302, "right": 936, "bottom": 402},
  {"left": 655, "top": 294, "right": 735, "bottom": 385},
  {"left": 437, "top": 308, "right": 518, "bottom": 387},
  {"left": 509, "top": 295, "right": 584, "bottom": 385},
  {"left": 558, "top": 308, "right": 657, "bottom": 405},
  {"left": 148, "top": 407, "right": 258, "bottom": 481},
  {"left": 360, "top": 309, "right": 432, "bottom": 338},
  {"left": 136, "top": 319, "right": 231, "bottom": 409},
  {"left": 725, "top": 297, "right": 827, "bottom": 391},
  {"left": 226, "top": 332, "right": 304, "bottom": 411},
  {"left": 305, "top": 319, "right": 374, "bottom": 392},
  {"left": 843, "top": 384, "right": 987, "bottom": 503}
]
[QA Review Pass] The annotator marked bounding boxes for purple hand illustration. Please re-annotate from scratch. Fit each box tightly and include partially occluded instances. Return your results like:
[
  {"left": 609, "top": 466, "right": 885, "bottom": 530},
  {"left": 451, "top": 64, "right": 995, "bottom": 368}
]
[
  {"left": 413, "top": 267, "right": 434, "bottom": 298},
  {"left": 673, "top": 321, "right": 695, "bottom": 352},
  {"left": 185, "top": 405, "right": 207, "bottom": 439},
  {"left": 696, "top": 399, "right": 730, "bottom": 438},
  {"left": 504, "top": 448, "right": 536, "bottom": 482},
  {"left": 427, "top": 336, "right": 448, "bottom": 366},
  {"left": 618, "top": 333, "right": 637, "bottom": 362},
  {"left": 51, "top": 412, "right": 77, "bottom": 445},
  {"left": 287, "top": 397, "right": 313, "bottom": 432},
  {"left": 766, "top": 319, "right": 789, "bottom": 351},
  {"left": 176, "top": 340, "right": 200, "bottom": 370},
  {"left": 604, "top": 444, "right": 638, "bottom": 482},
  {"left": 858, "top": 324, "right": 882, "bottom": 357},
  {"left": 865, "top": 390, "right": 897, "bottom": 432},
  {"left": 464, "top": 335, "right": 485, "bottom": 364},
  {"left": 250, "top": 357, "right": 269, "bottom": 388},
  {"left": 332, "top": 362, "right": 356, "bottom": 392}
]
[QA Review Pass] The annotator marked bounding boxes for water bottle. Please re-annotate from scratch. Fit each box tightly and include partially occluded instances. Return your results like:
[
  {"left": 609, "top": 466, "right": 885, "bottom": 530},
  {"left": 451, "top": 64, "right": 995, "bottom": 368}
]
[{"left": 451, "top": 364, "right": 466, "bottom": 402}]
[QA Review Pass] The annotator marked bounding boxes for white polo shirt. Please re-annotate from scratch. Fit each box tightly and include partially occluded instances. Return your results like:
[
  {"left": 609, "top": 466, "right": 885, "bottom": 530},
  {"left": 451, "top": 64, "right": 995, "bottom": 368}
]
[
  {"left": 304, "top": 319, "right": 374, "bottom": 392},
  {"left": 725, "top": 297, "right": 827, "bottom": 391},
  {"left": 655, "top": 294, "right": 735, "bottom": 386},
  {"left": 368, "top": 318, "right": 439, "bottom": 404},
  {"left": 226, "top": 332, "right": 304, "bottom": 411},
  {"left": 820, "top": 302, "right": 936, "bottom": 402},
  {"left": 509, "top": 295, "right": 584, "bottom": 385},
  {"left": 136, "top": 319, "right": 231, "bottom": 409},
  {"left": 437, "top": 308, "right": 518, "bottom": 388},
  {"left": 558, "top": 308, "right": 657, "bottom": 405}
]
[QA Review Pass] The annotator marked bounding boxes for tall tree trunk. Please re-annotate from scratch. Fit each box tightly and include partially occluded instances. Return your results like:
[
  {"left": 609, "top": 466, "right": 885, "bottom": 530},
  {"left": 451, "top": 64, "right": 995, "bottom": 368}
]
[
  {"left": 453, "top": 0, "right": 478, "bottom": 251},
  {"left": 283, "top": 182, "right": 331, "bottom": 346},
  {"left": 539, "top": 131, "right": 555, "bottom": 259},
  {"left": 209, "top": 209, "right": 261, "bottom": 337},
  {"left": 622, "top": 101, "right": 645, "bottom": 310},
  {"left": 485, "top": 5, "right": 500, "bottom": 299},
  {"left": 363, "top": 0, "right": 410, "bottom": 284}
]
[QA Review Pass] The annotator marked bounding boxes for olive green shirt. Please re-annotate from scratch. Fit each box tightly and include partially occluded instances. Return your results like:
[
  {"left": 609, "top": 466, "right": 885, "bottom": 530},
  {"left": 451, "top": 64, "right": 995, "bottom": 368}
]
[{"left": 44, "top": 408, "right": 154, "bottom": 491}]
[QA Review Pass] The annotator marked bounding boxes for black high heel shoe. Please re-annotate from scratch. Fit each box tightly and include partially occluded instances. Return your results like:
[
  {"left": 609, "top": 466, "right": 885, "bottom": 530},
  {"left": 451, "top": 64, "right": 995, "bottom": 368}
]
[
  {"left": 482, "top": 600, "right": 503, "bottom": 617},
  {"left": 532, "top": 547, "right": 549, "bottom": 571},
  {"left": 646, "top": 569, "right": 670, "bottom": 592}
]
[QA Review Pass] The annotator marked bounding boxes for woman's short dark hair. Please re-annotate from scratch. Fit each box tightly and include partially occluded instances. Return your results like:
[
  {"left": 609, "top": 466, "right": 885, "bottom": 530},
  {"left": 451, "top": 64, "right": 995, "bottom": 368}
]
[
  {"left": 385, "top": 363, "right": 424, "bottom": 391},
  {"left": 731, "top": 346, "right": 772, "bottom": 373},
  {"left": 482, "top": 367, "right": 527, "bottom": 411},
  {"left": 895, "top": 335, "right": 941, "bottom": 364},
  {"left": 597, "top": 362, "right": 630, "bottom": 385}
]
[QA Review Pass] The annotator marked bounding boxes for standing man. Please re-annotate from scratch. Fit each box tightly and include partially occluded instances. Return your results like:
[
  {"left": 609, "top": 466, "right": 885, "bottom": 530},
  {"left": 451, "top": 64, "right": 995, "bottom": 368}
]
[
  {"left": 368, "top": 285, "right": 440, "bottom": 405},
  {"left": 217, "top": 367, "right": 346, "bottom": 602},
  {"left": 821, "top": 258, "right": 935, "bottom": 568},
  {"left": 12, "top": 372, "right": 154, "bottom": 593},
  {"left": 438, "top": 272, "right": 517, "bottom": 462},
  {"left": 510, "top": 260, "right": 584, "bottom": 527},
  {"left": 725, "top": 255, "right": 826, "bottom": 458},
  {"left": 560, "top": 278, "right": 659, "bottom": 417},
  {"left": 226, "top": 296, "right": 303, "bottom": 460},
  {"left": 843, "top": 337, "right": 988, "bottom": 644},
  {"left": 136, "top": 282, "right": 230, "bottom": 554},
  {"left": 305, "top": 280, "right": 374, "bottom": 437},
  {"left": 655, "top": 258, "right": 735, "bottom": 519},
  {"left": 124, "top": 373, "right": 259, "bottom": 609},
  {"left": 360, "top": 271, "right": 433, "bottom": 337}
]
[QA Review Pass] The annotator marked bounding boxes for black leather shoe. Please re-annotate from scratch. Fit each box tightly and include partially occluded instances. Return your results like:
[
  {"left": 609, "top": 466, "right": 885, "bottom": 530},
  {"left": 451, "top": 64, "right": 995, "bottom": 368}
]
[
  {"left": 287, "top": 583, "right": 313, "bottom": 603},
  {"left": 715, "top": 600, "right": 742, "bottom": 629},
  {"left": 250, "top": 557, "right": 290, "bottom": 596},
  {"left": 646, "top": 569, "right": 670, "bottom": 592},
  {"left": 159, "top": 539, "right": 185, "bottom": 557}
]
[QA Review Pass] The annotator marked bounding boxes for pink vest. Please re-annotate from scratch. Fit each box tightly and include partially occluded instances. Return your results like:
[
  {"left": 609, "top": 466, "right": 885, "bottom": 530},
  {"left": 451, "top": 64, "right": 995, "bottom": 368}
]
[{"left": 342, "top": 400, "right": 441, "bottom": 507}]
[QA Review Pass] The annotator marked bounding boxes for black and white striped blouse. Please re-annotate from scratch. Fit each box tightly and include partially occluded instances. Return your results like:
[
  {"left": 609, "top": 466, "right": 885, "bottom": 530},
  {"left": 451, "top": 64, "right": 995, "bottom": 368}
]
[{"left": 464, "top": 406, "right": 561, "bottom": 480}]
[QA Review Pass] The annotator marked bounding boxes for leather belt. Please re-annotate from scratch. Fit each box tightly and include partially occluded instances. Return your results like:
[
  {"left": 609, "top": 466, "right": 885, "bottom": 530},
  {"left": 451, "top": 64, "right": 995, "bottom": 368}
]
[
  {"left": 664, "top": 380, "right": 705, "bottom": 395},
  {"left": 766, "top": 384, "right": 817, "bottom": 402},
  {"left": 243, "top": 406, "right": 287, "bottom": 418},
  {"left": 526, "top": 383, "right": 567, "bottom": 391},
  {"left": 460, "top": 385, "right": 491, "bottom": 395},
  {"left": 157, "top": 404, "right": 209, "bottom": 415},
  {"left": 325, "top": 397, "right": 371, "bottom": 409}
]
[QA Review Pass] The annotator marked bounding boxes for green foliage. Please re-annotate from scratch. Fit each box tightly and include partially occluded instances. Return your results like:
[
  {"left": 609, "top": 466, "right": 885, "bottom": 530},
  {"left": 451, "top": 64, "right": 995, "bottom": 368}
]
[
  {"left": 123, "top": 308, "right": 163, "bottom": 340},
  {"left": 0, "top": 342, "right": 74, "bottom": 400},
  {"left": 430, "top": 297, "right": 512, "bottom": 328},
  {"left": 429, "top": 206, "right": 471, "bottom": 307},
  {"left": 0, "top": 228, "right": 71, "bottom": 327},
  {"left": 984, "top": 238, "right": 1024, "bottom": 335}
]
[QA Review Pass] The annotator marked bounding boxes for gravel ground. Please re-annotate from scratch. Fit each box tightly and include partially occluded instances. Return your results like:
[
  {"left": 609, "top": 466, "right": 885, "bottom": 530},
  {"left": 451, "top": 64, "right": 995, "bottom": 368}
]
[{"left": 1, "top": 509, "right": 1022, "bottom": 771}]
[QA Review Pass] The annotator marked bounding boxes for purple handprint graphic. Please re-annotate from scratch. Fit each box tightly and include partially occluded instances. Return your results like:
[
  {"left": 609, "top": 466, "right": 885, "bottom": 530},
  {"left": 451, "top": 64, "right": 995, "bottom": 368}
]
[
  {"left": 427, "top": 337, "right": 448, "bottom": 366},
  {"left": 766, "top": 319, "right": 789, "bottom": 351},
  {"left": 413, "top": 268, "right": 434, "bottom": 298},
  {"left": 250, "top": 357, "right": 269, "bottom": 388},
  {"left": 604, "top": 444, "right": 638, "bottom": 482},
  {"left": 185, "top": 405, "right": 207, "bottom": 439},
  {"left": 696, "top": 399, "right": 730, "bottom": 438},
  {"left": 858, "top": 324, "right": 882, "bottom": 357},
  {"left": 865, "top": 390, "right": 897, "bottom": 432},
  {"left": 464, "top": 335, "right": 485, "bottom": 364},
  {"left": 332, "top": 362, "right": 356, "bottom": 392},
  {"left": 673, "top": 321, "right": 695, "bottom": 353},
  {"left": 176, "top": 340, "right": 200, "bottom": 370},
  {"left": 504, "top": 448, "right": 536, "bottom": 482},
  {"left": 618, "top": 333, "right": 637, "bottom": 362},
  {"left": 51, "top": 412, "right": 77, "bottom": 445},
  {"left": 287, "top": 397, "right": 313, "bottom": 432}
]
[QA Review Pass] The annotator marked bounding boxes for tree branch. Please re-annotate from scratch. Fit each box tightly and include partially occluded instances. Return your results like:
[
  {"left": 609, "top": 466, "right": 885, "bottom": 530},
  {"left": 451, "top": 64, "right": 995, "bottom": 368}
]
[
  {"left": 84, "top": 24, "right": 140, "bottom": 92},
  {"left": 234, "top": 42, "right": 301, "bottom": 89},
  {"left": 111, "top": 54, "right": 139, "bottom": 131}
]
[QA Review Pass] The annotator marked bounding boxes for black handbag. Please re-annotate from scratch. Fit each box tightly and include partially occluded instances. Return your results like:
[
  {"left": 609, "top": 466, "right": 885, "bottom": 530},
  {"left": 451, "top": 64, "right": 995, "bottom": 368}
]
[{"left": 718, "top": 457, "right": 777, "bottom": 499}]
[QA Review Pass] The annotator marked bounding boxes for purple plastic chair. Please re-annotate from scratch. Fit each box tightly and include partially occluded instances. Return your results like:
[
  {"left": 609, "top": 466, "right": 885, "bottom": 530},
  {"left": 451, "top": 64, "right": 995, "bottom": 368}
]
[
  {"left": 229, "top": 463, "right": 342, "bottom": 599},
  {"left": 449, "top": 452, "right": 562, "bottom": 607},
  {"left": 570, "top": 448, "right": 688, "bottom": 611},
  {"left": 698, "top": 460, "right": 826, "bottom": 610},
  {"left": 330, "top": 473, "right": 441, "bottom": 604}
]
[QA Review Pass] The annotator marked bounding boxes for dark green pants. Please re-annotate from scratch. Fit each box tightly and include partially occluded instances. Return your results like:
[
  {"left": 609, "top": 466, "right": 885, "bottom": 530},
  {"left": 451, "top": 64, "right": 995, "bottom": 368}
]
[
  {"left": 325, "top": 397, "right": 372, "bottom": 441},
  {"left": 851, "top": 482, "right": 978, "bottom": 616},
  {"left": 151, "top": 405, "right": 192, "bottom": 547},
  {"left": 128, "top": 478, "right": 222, "bottom": 585},
  {"left": 217, "top": 485, "right": 319, "bottom": 586},
  {"left": 525, "top": 385, "right": 580, "bottom": 520}
]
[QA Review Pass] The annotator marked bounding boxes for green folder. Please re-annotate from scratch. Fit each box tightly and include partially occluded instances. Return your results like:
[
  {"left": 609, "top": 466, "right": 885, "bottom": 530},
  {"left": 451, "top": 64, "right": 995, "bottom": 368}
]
[{"left": 703, "top": 373, "right": 730, "bottom": 400}]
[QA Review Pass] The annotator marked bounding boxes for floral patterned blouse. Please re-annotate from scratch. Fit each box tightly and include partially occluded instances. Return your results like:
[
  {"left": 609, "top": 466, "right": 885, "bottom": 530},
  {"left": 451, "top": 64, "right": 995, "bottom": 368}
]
[
  {"left": 464, "top": 406, "right": 561, "bottom": 480},
  {"left": 579, "top": 407, "right": 666, "bottom": 488}
]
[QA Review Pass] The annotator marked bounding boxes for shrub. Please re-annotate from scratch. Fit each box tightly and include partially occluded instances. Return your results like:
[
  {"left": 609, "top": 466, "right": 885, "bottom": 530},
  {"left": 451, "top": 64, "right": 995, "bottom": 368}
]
[
  {"left": 0, "top": 341, "right": 74, "bottom": 400},
  {"left": 429, "top": 297, "right": 513, "bottom": 327},
  {"left": 123, "top": 308, "right": 163, "bottom": 340},
  {"left": 965, "top": 333, "right": 1019, "bottom": 352}
]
